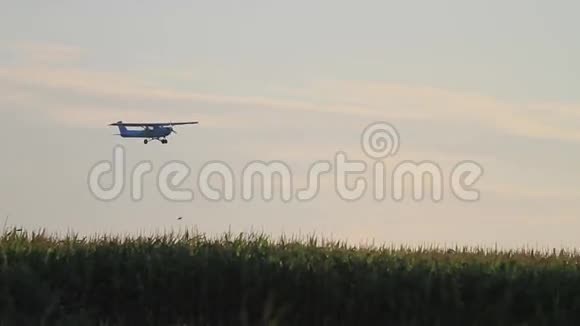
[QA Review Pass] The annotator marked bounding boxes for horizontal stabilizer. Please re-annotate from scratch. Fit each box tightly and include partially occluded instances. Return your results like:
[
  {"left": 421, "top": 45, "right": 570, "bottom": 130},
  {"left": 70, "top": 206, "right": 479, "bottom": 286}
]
[{"left": 109, "top": 121, "right": 199, "bottom": 127}]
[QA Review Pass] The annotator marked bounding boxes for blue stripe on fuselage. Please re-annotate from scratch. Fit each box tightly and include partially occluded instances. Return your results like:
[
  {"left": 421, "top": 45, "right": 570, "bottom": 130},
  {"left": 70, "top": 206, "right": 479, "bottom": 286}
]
[{"left": 118, "top": 126, "right": 171, "bottom": 138}]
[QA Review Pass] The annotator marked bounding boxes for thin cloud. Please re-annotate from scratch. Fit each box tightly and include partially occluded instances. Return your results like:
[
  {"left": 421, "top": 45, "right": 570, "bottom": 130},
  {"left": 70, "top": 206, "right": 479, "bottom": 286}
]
[
  {"left": 1, "top": 41, "right": 84, "bottom": 64},
  {"left": 1, "top": 64, "right": 579, "bottom": 143},
  {"left": 290, "top": 80, "right": 580, "bottom": 143}
]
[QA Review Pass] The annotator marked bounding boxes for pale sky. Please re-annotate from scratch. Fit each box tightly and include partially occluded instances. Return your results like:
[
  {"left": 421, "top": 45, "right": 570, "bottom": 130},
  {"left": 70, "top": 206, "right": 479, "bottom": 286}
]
[{"left": 0, "top": 1, "right": 579, "bottom": 248}]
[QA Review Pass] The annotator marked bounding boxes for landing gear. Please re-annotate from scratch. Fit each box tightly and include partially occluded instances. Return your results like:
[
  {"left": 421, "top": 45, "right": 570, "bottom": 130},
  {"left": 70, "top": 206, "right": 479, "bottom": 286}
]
[{"left": 143, "top": 138, "right": 167, "bottom": 144}]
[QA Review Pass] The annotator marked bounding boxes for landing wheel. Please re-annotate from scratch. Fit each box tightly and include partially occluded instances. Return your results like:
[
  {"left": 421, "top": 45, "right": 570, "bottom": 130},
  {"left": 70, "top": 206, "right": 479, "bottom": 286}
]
[
  {"left": 144, "top": 139, "right": 149, "bottom": 145},
  {"left": 161, "top": 139, "right": 168, "bottom": 144}
]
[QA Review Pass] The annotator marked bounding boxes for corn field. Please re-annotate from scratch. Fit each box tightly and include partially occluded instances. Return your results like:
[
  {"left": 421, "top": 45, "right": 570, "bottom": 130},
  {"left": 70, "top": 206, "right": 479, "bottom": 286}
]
[{"left": 1, "top": 229, "right": 580, "bottom": 325}]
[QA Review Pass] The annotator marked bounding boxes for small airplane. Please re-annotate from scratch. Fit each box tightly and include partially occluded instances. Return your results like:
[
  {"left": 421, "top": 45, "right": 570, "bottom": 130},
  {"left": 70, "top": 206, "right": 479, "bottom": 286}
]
[{"left": 109, "top": 121, "right": 198, "bottom": 144}]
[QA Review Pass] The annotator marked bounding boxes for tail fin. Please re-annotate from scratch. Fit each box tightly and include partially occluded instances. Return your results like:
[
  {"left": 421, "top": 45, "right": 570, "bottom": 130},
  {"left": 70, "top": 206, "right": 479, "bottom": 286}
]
[{"left": 115, "top": 121, "right": 128, "bottom": 136}]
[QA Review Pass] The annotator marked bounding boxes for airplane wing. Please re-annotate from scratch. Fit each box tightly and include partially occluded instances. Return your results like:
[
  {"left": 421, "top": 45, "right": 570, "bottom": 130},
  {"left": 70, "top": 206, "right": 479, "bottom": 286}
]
[
  {"left": 109, "top": 121, "right": 198, "bottom": 127},
  {"left": 167, "top": 122, "right": 199, "bottom": 126}
]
